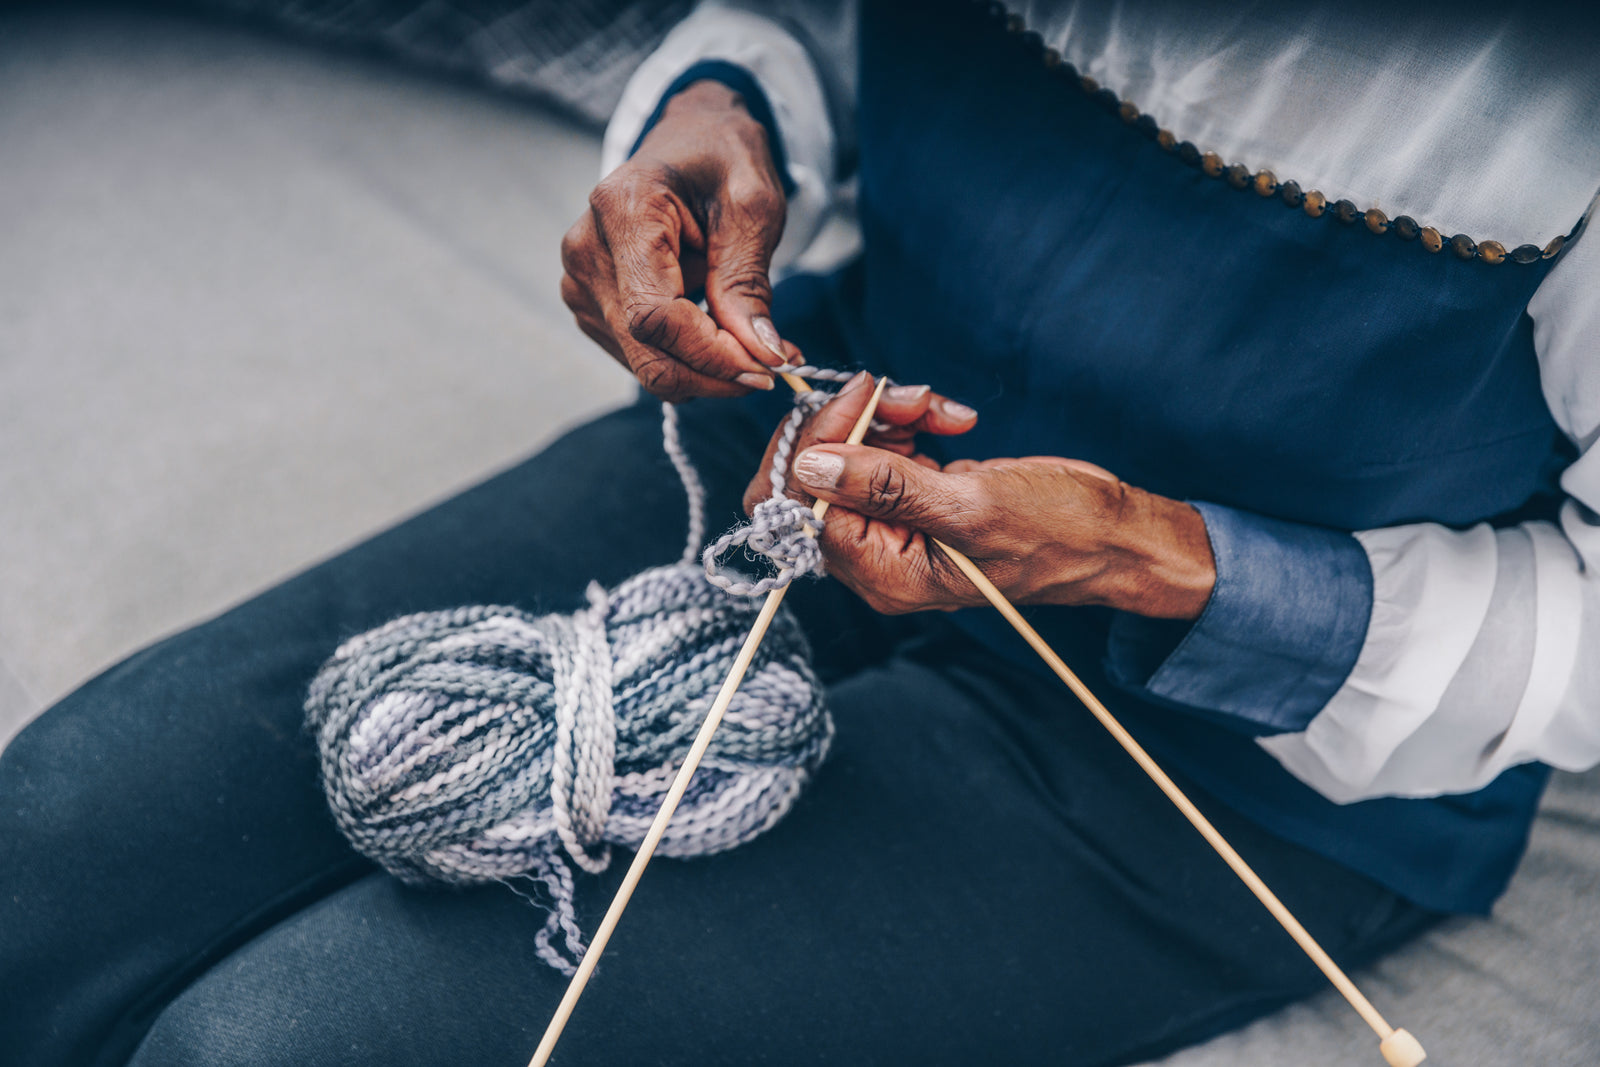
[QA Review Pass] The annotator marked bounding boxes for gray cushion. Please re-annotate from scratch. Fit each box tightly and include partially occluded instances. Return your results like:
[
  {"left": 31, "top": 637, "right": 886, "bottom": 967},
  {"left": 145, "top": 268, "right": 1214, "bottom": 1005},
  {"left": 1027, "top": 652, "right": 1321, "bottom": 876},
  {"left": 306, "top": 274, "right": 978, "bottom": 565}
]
[
  {"left": 0, "top": 2, "right": 630, "bottom": 742},
  {"left": 1156, "top": 766, "right": 1600, "bottom": 1065}
]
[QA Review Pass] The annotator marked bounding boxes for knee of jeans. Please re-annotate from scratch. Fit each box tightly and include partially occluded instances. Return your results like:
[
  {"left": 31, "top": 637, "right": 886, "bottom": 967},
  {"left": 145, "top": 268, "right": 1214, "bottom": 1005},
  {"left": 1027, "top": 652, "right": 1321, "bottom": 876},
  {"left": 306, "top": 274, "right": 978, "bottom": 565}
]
[
  {"left": 0, "top": 708, "right": 143, "bottom": 1063},
  {"left": 0, "top": 691, "right": 223, "bottom": 980},
  {"left": 0, "top": 701, "right": 141, "bottom": 887},
  {"left": 129, "top": 958, "right": 382, "bottom": 1067},
  {"left": 1, "top": 708, "right": 94, "bottom": 896},
  {"left": 128, "top": 987, "right": 283, "bottom": 1067}
]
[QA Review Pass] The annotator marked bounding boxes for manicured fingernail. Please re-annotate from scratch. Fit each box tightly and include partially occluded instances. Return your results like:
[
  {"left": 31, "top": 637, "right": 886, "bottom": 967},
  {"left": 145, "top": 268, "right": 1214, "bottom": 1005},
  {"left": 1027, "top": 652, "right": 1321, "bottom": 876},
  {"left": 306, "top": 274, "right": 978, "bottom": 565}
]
[
  {"left": 886, "top": 384, "right": 930, "bottom": 402},
  {"left": 751, "top": 316, "right": 786, "bottom": 364},
  {"left": 939, "top": 398, "right": 977, "bottom": 420},
  {"left": 737, "top": 371, "right": 775, "bottom": 391},
  {"left": 794, "top": 449, "right": 845, "bottom": 488}
]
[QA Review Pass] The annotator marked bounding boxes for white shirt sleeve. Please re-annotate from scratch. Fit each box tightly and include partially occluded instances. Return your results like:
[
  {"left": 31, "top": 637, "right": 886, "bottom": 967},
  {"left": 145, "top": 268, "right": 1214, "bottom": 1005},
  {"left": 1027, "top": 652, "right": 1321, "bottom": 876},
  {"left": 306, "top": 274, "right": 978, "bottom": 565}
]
[
  {"left": 1261, "top": 204, "right": 1600, "bottom": 801},
  {"left": 599, "top": 1, "right": 855, "bottom": 274}
]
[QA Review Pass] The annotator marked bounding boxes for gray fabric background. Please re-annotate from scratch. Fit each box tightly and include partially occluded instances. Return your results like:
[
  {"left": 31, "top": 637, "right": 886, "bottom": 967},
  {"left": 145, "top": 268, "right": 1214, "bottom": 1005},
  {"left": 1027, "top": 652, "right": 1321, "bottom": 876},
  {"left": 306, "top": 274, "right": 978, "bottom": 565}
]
[
  {"left": 1, "top": 5, "right": 1594, "bottom": 1063},
  {"left": 0, "top": 1, "right": 633, "bottom": 740}
]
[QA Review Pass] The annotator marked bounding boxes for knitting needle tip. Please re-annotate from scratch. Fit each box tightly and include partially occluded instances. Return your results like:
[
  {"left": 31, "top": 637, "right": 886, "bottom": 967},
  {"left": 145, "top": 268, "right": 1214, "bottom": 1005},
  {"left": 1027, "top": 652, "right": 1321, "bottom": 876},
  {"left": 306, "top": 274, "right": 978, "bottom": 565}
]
[{"left": 1379, "top": 1028, "right": 1426, "bottom": 1066}]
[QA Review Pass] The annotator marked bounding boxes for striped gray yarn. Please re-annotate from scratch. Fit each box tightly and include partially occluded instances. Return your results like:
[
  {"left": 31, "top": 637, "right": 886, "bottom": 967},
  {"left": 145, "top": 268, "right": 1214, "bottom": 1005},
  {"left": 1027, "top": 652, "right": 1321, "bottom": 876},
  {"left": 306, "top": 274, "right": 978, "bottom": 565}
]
[
  {"left": 306, "top": 395, "right": 842, "bottom": 975},
  {"left": 701, "top": 365, "right": 867, "bottom": 596}
]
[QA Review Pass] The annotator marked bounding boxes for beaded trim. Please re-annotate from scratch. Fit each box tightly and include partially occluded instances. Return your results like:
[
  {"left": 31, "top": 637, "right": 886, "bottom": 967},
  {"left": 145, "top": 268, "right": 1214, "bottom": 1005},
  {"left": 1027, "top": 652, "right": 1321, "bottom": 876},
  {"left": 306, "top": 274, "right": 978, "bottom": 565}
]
[{"left": 975, "top": 0, "right": 1576, "bottom": 265}]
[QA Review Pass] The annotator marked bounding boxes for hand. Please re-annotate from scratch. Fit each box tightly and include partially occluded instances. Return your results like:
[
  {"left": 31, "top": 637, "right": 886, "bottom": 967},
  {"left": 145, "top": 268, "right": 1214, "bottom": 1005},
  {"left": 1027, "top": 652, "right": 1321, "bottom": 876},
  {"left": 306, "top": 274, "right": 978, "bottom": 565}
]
[
  {"left": 760, "top": 376, "right": 1217, "bottom": 618},
  {"left": 560, "top": 80, "right": 794, "bottom": 401},
  {"left": 741, "top": 372, "right": 981, "bottom": 516}
]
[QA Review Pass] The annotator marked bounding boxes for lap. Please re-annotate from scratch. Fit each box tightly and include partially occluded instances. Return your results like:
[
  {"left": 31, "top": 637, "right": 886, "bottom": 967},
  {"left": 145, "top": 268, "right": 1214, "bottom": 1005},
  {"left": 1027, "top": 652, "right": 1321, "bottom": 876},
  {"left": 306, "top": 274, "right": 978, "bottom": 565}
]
[
  {"left": 0, "top": 397, "right": 1429, "bottom": 1067},
  {"left": 128, "top": 643, "right": 1421, "bottom": 1066},
  {"left": 0, "top": 396, "right": 896, "bottom": 1066}
]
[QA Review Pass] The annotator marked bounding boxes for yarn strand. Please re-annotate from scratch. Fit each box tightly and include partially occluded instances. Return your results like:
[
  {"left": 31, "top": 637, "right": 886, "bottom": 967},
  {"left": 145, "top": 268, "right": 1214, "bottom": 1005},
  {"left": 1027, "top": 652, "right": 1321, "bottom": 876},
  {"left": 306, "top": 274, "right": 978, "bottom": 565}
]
[{"left": 660, "top": 402, "right": 705, "bottom": 566}]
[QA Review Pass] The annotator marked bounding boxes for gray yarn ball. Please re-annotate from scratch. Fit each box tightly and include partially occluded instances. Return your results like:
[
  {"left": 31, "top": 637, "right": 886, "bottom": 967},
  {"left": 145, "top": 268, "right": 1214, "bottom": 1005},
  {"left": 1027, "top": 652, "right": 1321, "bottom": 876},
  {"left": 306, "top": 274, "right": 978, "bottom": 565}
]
[{"left": 305, "top": 562, "right": 832, "bottom": 973}]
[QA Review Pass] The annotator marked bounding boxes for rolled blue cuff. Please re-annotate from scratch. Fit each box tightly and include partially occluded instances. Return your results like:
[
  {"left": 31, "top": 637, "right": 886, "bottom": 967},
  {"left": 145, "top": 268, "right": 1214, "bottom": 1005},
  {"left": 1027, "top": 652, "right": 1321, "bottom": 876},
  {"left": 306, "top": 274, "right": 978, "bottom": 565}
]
[
  {"left": 629, "top": 59, "right": 796, "bottom": 196},
  {"left": 1105, "top": 502, "right": 1373, "bottom": 735}
]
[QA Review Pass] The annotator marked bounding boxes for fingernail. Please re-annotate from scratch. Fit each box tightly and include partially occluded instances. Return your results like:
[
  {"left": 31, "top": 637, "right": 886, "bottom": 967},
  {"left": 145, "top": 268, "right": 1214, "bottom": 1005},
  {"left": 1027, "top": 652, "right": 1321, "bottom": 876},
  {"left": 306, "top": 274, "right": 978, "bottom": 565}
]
[
  {"left": 751, "top": 316, "right": 786, "bottom": 364},
  {"left": 737, "top": 371, "right": 775, "bottom": 391},
  {"left": 939, "top": 398, "right": 977, "bottom": 420},
  {"left": 793, "top": 449, "right": 845, "bottom": 489},
  {"left": 841, "top": 370, "right": 871, "bottom": 394},
  {"left": 886, "top": 384, "right": 930, "bottom": 403}
]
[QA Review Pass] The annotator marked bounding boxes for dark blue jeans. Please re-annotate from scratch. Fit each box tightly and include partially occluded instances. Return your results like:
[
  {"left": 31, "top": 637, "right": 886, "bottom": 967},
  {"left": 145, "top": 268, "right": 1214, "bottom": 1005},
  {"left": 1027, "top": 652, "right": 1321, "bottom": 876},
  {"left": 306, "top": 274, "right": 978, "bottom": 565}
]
[{"left": 0, "top": 397, "right": 1433, "bottom": 1066}]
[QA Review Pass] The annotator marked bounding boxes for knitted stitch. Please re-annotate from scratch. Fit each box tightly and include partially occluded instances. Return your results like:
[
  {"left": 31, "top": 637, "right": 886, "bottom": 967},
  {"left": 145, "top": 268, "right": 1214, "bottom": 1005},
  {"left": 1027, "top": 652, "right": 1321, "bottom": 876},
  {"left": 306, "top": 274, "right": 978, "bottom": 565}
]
[
  {"left": 700, "top": 365, "right": 865, "bottom": 595},
  {"left": 308, "top": 376, "right": 857, "bottom": 974}
]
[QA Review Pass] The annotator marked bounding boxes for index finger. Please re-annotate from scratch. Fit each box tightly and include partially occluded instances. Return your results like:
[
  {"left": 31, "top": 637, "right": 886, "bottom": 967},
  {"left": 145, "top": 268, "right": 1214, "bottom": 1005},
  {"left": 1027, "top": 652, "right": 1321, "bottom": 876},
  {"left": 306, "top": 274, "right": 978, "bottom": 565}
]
[
  {"left": 595, "top": 191, "right": 776, "bottom": 386},
  {"left": 795, "top": 372, "right": 878, "bottom": 450},
  {"left": 743, "top": 371, "right": 874, "bottom": 512}
]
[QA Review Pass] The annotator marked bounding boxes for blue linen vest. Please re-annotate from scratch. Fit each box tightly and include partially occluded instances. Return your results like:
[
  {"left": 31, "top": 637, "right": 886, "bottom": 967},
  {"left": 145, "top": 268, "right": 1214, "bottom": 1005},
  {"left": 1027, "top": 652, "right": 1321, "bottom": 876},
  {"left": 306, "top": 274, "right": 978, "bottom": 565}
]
[{"left": 768, "top": 0, "right": 1584, "bottom": 914}]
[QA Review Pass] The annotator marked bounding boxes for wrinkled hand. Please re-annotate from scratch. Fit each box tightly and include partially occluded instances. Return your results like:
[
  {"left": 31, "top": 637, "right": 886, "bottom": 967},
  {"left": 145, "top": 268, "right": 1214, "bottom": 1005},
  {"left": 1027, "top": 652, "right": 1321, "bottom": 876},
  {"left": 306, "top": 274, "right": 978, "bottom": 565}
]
[
  {"left": 561, "top": 80, "right": 794, "bottom": 401},
  {"left": 741, "top": 372, "right": 980, "bottom": 515},
  {"left": 750, "top": 374, "right": 1216, "bottom": 618}
]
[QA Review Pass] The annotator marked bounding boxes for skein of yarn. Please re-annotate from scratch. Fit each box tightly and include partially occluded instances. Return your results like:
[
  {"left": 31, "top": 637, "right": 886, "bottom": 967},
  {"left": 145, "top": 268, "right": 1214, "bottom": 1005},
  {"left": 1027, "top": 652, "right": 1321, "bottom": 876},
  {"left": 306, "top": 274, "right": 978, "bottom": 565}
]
[{"left": 307, "top": 385, "right": 853, "bottom": 974}]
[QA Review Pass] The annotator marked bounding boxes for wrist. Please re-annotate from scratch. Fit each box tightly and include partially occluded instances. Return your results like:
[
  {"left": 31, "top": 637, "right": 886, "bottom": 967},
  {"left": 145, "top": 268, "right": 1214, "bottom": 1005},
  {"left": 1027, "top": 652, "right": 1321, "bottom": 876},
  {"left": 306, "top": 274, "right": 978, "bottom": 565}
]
[
  {"left": 659, "top": 79, "right": 749, "bottom": 122},
  {"left": 1097, "top": 491, "right": 1216, "bottom": 620},
  {"left": 645, "top": 80, "right": 771, "bottom": 163},
  {"left": 627, "top": 60, "right": 795, "bottom": 203}
]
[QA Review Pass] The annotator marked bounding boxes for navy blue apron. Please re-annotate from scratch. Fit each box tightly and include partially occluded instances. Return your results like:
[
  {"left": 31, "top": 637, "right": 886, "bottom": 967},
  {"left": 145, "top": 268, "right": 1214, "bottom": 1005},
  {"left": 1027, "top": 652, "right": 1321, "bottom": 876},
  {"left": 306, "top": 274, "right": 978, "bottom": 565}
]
[{"left": 768, "top": 0, "right": 1583, "bottom": 913}]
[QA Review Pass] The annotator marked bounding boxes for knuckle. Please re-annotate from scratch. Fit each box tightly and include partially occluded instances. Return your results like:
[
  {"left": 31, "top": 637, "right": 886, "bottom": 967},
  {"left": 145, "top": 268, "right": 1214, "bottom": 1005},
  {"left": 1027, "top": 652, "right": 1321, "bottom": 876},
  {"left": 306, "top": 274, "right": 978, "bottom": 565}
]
[
  {"left": 715, "top": 267, "right": 773, "bottom": 305},
  {"left": 634, "top": 356, "right": 686, "bottom": 399},
  {"left": 559, "top": 273, "right": 587, "bottom": 311},
  {"left": 587, "top": 175, "right": 627, "bottom": 216},
  {"left": 591, "top": 168, "right": 664, "bottom": 221},
  {"left": 642, "top": 226, "right": 680, "bottom": 263},
  {"left": 560, "top": 236, "right": 599, "bottom": 281},
  {"left": 558, "top": 225, "right": 585, "bottom": 269},
  {"left": 866, "top": 462, "right": 911, "bottom": 516},
  {"left": 724, "top": 173, "right": 783, "bottom": 219},
  {"left": 625, "top": 301, "right": 677, "bottom": 350},
  {"left": 742, "top": 185, "right": 785, "bottom": 225}
]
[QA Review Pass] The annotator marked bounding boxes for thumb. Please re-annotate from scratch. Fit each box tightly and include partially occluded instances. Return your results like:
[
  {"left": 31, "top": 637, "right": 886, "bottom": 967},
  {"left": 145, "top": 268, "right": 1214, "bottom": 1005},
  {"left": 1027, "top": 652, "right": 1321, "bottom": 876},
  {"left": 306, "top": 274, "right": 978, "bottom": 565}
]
[
  {"left": 793, "top": 444, "right": 975, "bottom": 534},
  {"left": 703, "top": 186, "right": 789, "bottom": 369}
]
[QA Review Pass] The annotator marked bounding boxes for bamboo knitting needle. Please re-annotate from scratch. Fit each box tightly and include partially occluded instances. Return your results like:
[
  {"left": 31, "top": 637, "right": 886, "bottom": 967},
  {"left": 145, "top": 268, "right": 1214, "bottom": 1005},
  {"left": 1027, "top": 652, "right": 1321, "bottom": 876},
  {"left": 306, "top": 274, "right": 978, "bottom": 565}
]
[
  {"left": 931, "top": 546, "right": 1425, "bottom": 1067},
  {"left": 781, "top": 373, "right": 1424, "bottom": 1067},
  {"left": 526, "top": 376, "right": 890, "bottom": 1067}
]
